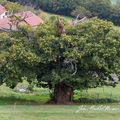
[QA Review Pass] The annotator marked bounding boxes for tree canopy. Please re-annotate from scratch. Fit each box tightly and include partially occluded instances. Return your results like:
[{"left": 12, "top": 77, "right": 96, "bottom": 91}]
[{"left": 0, "top": 17, "right": 120, "bottom": 103}]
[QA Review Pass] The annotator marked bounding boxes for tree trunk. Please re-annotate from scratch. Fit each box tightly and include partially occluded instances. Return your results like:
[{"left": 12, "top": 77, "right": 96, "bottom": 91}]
[{"left": 54, "top": 84, "right": 73, "bottom": 104}]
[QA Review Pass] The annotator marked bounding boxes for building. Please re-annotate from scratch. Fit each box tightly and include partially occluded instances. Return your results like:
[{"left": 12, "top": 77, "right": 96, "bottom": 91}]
[
  {"left": 15, "top": 11, "right": 44, "bottom": 27},
  {"left": 0, "top": 5, "right": 44, "bottom": 30}
]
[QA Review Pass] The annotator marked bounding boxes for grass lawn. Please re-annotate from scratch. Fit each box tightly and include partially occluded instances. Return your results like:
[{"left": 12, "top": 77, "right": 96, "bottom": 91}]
[
  {"left": 0, "top": 85, "right": 50, "bottom": 105},
  {"left": 74, "top": 84, "right": 120, "bottom": 103},
  {"left": 0, "top": 84, "right": 120, "bottom": 120},
  {"left": 36, "top": 9, "right": 72, "bottom": 22},
  {"left": 0, "top": 84, "right": 120, "bottom": 104},
  {"left": 0, "top": 104, "right": 120, "bottom": 120}
]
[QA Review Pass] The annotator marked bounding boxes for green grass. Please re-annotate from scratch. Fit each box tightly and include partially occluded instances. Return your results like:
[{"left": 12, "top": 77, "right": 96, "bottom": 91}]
[
  {"left": 0, "top": 104, "right": 120, "bottom": 120},
  {"left": 0, "top": 85, "right": 50, "bottom": 105},
  {"left": 36, "top": 9, "right": 72, "bottom": 22},
  {"left": 0, "top": 84, "right": 120, "bottom": 105},
  {"left": 74, "top": 84, "right": 120, "bottom": 103},
  {"left": 0, "top": 84, "right": 120, "bottom": 120}
]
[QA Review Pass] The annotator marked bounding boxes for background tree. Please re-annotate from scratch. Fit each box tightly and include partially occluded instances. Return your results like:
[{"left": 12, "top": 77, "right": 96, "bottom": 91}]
[
  {"left": 5, "top": 2, "right": 23, "bottom": 13},
  {"left": 71, "top": 6, "right": 92, "bottom": 18},
  {"left": 0, "top": 0, "right": 8, "bottom": 5},
  {"left": 8, "top": 0, "right": 120, "bottom": 26}
]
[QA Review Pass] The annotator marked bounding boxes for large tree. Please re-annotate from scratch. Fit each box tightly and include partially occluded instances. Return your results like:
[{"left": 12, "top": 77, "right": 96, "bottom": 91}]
[
  {"left": 0, "top": 18, "right": 120, "bottom": 103},
  {"left": 34, "top": 18, "right": 120, "bottom": 103}
]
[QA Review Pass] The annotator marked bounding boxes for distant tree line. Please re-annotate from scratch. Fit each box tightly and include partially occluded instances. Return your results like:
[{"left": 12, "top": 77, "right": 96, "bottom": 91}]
[{"left": 7, "top": 0, "right": 120, "bottom": 26}]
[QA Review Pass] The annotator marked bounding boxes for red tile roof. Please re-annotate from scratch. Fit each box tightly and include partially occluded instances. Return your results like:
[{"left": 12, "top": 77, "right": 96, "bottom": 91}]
[
  {"left": 0, "top": 5, "right": 6, "bottom": 14},
  {"left": 0, "top": 17, "right": 17, "bottom": 30},
  {"left": 15, "top": 11, "right": 44, "bottom": 27},
  {"left": 0, "top": 6, "right": 44, "bottom": 30}
]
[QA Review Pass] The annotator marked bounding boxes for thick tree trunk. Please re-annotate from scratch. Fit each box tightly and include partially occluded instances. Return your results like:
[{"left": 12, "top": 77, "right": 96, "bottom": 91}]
[{"left": 54, "top": 84, "right": 73, "bottom": 104}]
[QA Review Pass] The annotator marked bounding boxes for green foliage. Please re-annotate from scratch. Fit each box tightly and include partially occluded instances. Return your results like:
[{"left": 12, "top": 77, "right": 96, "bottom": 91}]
[
  {"left": 36, "top": 18, "right": 120, "bottom": 89},
  {"left": 0, "top": 17, "right": 120, "bottom": 91},
  {"left": 5, "top": 2, "right": 23, "bottom": 13},
  {"left": 0, "top": 31, "right": 40, "bottom": 88},
  {"left": 71, "top": 6, "right": 92, "bottom": 18},
  {"left": 9, "top": 0, "right": 120, "bottom": 25},
  {"left": 0, "top": 0, "right": 8, "bottom": 5}
]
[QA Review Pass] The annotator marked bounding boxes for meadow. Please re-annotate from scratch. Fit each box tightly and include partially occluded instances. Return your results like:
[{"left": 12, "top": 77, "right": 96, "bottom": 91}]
[
  {"left": 0, "top": 104, "right": 120, "bottom": 120},
  {"left": 0, "top": 84, "right": 120, "bottom": 120},
  {"left": 0, "top": 83, "right": 120, "bottom": 105}
]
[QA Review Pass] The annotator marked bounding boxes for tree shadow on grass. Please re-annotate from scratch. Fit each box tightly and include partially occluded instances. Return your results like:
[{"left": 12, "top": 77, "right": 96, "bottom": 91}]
[
  {"left": 0, "top": 96, "right": 45, "bottom": 105},
  {"left": 74, "top": 98, "right": 120, "bottom": 104}
]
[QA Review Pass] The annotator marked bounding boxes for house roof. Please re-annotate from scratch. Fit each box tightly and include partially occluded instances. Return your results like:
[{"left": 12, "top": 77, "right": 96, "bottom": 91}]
[
  {"left": 0, "top": 5, "right": 6, "bottom": 14},
  {"left": 0, "top": 10, "right": 44, "bottom": 30},
  {"left": 15, "top": 11, "right": 44, "bottom": 27},
  {"left": 0, "top": 17, "right": 17, "bottom": 30}
]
